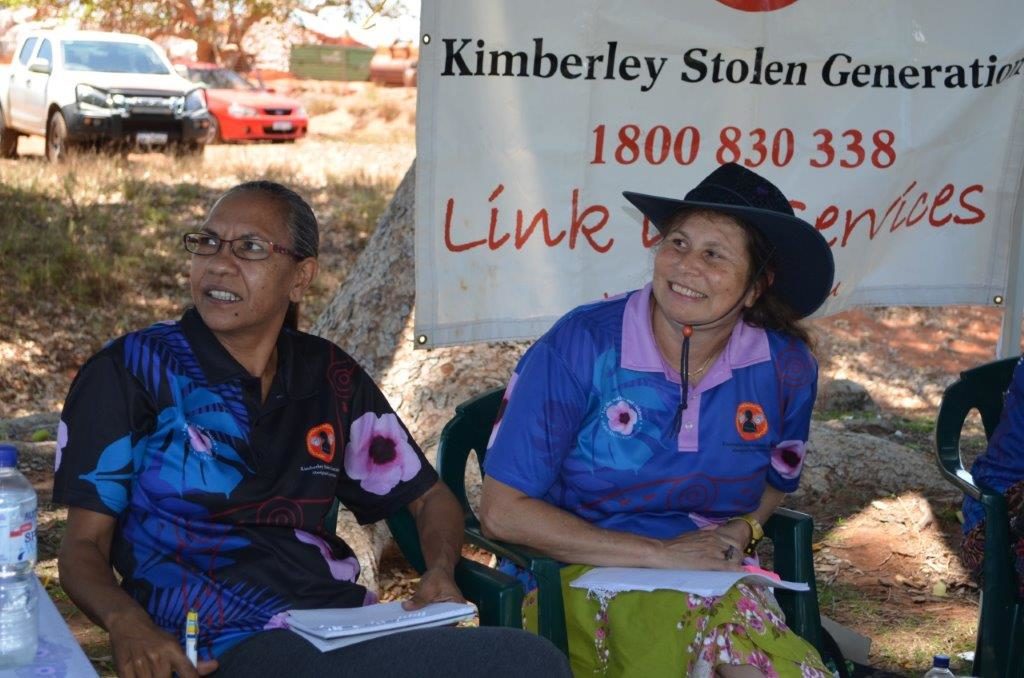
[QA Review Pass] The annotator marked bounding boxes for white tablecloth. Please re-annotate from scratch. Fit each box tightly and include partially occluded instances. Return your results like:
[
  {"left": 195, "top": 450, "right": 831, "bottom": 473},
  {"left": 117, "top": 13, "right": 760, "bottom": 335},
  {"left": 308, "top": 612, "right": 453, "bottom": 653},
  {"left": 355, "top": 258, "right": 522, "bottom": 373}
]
[{"left": 0, "top": 576, "right": 98, "bottom": 677}]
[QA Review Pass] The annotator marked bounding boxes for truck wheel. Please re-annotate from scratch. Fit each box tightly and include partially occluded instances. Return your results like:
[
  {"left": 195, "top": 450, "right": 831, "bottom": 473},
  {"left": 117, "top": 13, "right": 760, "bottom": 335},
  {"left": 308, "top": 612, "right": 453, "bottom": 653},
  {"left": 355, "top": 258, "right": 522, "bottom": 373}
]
[
  {"left": 205, "top": 117, "right": 221, "bottom": 144},
  {"left": 0, "top": 118, "right": 17, "bottom": 159},
  {"left": 46, "top": 111, "right": 73, "bottom": 162}
]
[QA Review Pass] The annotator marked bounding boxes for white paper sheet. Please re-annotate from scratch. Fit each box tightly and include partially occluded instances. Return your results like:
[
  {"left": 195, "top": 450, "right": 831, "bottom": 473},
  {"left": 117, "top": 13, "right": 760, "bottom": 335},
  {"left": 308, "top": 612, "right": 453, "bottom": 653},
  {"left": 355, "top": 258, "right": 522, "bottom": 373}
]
[
  {"left": 286, "top": 601, "right": 477, "bottom": 652},
  {"left": 569, "top": 568, "right": 810, "bottom": 597}
]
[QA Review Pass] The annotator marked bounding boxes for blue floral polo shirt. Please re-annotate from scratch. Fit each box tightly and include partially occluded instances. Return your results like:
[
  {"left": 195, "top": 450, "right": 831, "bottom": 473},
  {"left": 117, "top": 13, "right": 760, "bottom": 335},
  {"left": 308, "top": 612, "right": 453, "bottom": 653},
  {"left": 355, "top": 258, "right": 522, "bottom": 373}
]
[
  {"left": 52, "top": 308, "right": 437, "bottom": 659},
  {"left": 484, "top": 285, "right": 818, "bottom": 540}
]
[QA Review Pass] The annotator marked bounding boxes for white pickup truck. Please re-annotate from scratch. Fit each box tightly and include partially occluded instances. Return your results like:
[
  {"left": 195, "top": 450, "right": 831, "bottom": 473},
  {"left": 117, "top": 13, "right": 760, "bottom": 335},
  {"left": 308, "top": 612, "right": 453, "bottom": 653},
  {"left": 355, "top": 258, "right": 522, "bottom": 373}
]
[{"left": 0, "top": 29, "right": 213, "bottom": 161}]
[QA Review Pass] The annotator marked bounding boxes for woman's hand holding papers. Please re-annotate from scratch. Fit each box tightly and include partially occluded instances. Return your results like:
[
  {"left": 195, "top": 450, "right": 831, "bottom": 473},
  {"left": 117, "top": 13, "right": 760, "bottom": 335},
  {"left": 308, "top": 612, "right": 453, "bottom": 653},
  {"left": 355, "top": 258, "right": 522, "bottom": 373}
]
[{"left": 402, "top": 567, "right": 467, "bottom": 611}]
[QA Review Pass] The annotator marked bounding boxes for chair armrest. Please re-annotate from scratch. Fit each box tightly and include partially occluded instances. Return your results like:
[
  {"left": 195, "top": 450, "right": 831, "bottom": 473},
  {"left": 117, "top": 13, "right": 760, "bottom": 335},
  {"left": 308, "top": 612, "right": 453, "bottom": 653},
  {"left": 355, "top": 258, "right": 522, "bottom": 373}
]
[
  {"left": 763, "top": 507, "right": 823, "bottom": 653},
  {"left": 464, "top": 525, "right": 568, "bottom": 655},
  {"left": 453, "top": 557, "right": 524, "bottom": 629}
]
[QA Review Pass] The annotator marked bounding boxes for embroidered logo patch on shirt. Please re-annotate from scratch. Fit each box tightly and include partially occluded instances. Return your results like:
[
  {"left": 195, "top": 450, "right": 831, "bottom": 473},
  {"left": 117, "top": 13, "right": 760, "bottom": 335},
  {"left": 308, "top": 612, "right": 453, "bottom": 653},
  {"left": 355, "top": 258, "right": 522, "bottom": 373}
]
[
  {"left": 306, "top": 423, "right": 336, "bottom": 462},
  {"left": 735, "top": 402, "right": 768, "bottom": 441}
]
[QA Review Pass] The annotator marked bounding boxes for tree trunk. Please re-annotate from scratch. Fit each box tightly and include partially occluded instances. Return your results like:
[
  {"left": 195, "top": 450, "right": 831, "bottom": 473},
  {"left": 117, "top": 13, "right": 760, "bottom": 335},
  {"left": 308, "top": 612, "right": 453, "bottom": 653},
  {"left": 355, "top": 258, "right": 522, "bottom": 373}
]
[{"left": 312, "top": 162, "right": 527, "bottom": 591}]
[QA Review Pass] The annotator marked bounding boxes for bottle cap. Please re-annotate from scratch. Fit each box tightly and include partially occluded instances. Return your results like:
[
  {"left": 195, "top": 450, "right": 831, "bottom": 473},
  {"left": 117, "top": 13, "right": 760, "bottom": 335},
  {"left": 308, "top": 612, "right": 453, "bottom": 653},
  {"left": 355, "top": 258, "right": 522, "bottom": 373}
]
[
  {"left": 0, "top": 445, "right": 17, "bottom": 468},
  {"left": 933, "top": 655, "right": 950, "bottom": 668}
]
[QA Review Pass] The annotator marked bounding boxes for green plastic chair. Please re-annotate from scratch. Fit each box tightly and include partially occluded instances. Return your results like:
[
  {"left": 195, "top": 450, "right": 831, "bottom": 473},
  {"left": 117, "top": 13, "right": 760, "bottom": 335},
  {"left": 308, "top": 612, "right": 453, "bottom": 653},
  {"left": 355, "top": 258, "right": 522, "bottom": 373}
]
[
  {"left": 322, "top": 500, "right": 523, "bottom": 628},
  {"left": 934, "top": 356, "right": 1024, "bottom": 678},
  {"left": 435, "top": 387, "right": 826, "bottom": 657}
]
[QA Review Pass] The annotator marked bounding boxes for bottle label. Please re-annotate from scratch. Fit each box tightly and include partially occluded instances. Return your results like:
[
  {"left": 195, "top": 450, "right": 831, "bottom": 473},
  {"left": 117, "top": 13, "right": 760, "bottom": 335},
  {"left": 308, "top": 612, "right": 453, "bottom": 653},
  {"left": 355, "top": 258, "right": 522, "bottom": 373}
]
[{"left": 0, "top": 507, "right": 36, "bottom": 566}]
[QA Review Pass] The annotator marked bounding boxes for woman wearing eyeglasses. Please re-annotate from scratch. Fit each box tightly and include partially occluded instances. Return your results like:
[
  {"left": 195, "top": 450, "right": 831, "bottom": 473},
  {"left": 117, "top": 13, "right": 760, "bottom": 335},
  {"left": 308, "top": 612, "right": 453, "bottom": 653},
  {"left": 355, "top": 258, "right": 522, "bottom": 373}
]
[
  {"left": 480, "top": 164, "right": 834, "bottom": 677},
  {"left": 52, "top": 182, "right": 570, "bottom": 678}
]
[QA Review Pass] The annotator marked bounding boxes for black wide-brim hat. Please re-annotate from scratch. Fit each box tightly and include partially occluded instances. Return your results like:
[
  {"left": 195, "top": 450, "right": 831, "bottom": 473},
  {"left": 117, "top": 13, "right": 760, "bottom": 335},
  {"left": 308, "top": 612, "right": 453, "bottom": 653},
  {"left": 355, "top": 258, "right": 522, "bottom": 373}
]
[{"left": 624, "top": 163, "right": 835, "bottom": 319}]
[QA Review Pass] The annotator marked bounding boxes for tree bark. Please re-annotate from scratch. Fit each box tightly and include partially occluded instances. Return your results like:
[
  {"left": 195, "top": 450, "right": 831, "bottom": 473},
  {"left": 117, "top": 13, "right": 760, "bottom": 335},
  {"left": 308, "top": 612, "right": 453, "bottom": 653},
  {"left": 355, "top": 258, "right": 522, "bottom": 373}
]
[{"left": 312, "top": 162, "right": 527, "bottom": 590}]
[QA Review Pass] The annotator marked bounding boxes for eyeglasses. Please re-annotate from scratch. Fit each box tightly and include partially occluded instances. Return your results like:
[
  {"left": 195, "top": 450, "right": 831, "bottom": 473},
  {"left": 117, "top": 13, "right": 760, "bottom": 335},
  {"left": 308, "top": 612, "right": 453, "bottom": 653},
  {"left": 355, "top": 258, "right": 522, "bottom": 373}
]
[{"left": 182, "top": 232, "right": 302, "bottom": 261}]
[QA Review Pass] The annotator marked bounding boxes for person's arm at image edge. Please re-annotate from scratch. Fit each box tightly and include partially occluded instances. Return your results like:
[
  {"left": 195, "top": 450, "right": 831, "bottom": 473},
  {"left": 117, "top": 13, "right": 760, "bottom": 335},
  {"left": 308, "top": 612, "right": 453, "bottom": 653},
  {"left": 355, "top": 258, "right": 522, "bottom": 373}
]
[{"left": 59, "top": 507, "right": 218, "bottom": 678}]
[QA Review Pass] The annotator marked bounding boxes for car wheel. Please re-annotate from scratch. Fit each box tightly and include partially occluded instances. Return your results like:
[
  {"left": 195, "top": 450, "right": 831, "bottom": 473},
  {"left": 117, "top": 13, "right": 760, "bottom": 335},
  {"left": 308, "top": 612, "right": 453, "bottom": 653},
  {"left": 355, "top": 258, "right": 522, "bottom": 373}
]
[
  {"left": 0, "top": 111, "right": 17, "bottom": 159},
  {"left": 46, "top": 111, "right": 73, "bottom": 163}
]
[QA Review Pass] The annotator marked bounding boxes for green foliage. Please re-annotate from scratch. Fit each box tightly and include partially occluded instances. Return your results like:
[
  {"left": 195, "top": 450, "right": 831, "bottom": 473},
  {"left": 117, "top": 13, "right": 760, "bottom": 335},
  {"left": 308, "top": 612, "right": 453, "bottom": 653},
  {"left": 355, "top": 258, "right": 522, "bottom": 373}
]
[{"left": 30, "top": 429, "right": 51, "bottom": 442}]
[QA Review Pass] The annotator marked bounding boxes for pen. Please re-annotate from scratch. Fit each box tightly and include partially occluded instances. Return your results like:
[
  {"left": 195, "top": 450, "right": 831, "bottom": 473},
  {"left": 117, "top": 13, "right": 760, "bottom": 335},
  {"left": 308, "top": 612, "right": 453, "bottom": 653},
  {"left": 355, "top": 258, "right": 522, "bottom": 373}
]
[{"left": 185, "top": 609, "right": 198, "bottom": 667}]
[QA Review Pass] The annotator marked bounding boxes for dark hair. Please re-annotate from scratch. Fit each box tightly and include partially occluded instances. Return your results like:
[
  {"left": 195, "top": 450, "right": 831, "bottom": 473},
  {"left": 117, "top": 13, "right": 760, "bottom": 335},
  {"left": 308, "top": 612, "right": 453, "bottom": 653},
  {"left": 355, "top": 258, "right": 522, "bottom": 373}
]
[
  {"left": 220, "top": 180, "right": 319, "bottom": 330},
  {"left": 660, "top": 208, "right": 814, "bottom": 350}
]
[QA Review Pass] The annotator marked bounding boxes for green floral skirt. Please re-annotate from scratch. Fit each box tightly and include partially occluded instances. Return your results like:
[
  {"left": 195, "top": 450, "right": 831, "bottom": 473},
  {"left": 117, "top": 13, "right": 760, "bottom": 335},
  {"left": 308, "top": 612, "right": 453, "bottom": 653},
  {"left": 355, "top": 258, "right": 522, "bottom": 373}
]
[{"left": 523, "top": 564, "right": 829, "bottom": 678}]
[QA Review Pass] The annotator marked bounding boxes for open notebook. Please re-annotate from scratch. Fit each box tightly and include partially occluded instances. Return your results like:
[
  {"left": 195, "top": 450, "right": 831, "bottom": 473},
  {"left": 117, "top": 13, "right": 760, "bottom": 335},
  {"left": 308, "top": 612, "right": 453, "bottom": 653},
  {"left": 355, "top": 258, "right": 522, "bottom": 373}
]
[
  {"left": 287, "top": 601, "right": 477, "bottom": 652},
  {"left": 570, "top": 567, "right": 810, "bottom": 597}
]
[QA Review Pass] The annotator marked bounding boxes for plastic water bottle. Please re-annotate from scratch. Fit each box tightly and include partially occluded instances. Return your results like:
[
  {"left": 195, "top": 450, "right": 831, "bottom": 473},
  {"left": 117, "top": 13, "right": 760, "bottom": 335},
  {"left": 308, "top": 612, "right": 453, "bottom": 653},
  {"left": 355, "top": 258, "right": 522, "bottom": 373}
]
[
  {"left": 923, "top": 655, "right": 955, "bottom": 677},
  {"left": 0, "top": 445, "right": 37, "bottom": 667}
]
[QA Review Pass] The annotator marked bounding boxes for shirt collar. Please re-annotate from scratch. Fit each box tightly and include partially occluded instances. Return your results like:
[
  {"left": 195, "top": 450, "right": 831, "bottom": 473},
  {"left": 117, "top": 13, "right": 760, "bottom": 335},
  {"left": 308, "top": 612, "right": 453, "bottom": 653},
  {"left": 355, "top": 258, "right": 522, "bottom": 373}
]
[
  {"left": 620, "top": 283, "right": 771, "bottom": 382},
  {"left": 179, "top": 307, "right": 319, "bottom": 398}
]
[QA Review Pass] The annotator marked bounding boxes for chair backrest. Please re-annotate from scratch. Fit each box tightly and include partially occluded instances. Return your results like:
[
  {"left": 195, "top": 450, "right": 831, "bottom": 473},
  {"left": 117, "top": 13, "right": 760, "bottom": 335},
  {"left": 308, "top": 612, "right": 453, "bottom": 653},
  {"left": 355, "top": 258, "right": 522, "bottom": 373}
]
[
  {"left": 435, "top": 388, "right": 505, "bottom": 530},
  {"left": 933, "top": 356, "right": 1023, "bottom": 678},
  {"left": 934, "top": 356, "right": 1017, "bottom": 496}
]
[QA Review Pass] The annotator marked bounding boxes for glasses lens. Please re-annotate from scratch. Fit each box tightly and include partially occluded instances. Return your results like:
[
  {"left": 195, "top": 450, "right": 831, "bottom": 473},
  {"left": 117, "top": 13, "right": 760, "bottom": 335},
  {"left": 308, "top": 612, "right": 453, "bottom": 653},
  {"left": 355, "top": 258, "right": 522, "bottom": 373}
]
[
  {"left": 184, "top": 233, "right": 219, "bottom": 255},
  {"left": 231, "top": 238, "right": 272, "bottom": 260}
]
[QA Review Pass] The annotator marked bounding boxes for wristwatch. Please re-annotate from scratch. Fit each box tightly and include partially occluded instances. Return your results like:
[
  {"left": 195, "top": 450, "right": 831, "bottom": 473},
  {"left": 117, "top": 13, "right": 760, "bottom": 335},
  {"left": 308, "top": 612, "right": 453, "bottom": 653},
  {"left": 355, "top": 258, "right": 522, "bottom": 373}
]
[{"left": 730, "top": 514, "right": 764, "bottom": 555}]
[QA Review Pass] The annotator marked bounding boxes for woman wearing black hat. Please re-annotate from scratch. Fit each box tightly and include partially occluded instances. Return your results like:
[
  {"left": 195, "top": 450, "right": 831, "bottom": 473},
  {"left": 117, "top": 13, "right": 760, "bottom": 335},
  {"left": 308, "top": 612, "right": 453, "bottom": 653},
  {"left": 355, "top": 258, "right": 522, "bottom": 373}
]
[{"left": 480, "top": 163, "right": 834, "bottom": 677}]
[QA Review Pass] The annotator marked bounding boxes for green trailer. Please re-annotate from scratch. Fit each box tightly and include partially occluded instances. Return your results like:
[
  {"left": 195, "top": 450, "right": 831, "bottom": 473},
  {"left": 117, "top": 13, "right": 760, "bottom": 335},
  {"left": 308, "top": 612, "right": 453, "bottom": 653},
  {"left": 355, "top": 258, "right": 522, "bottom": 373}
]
[{"left": 289, "top": 44, "right": 374, "bottom": 81}]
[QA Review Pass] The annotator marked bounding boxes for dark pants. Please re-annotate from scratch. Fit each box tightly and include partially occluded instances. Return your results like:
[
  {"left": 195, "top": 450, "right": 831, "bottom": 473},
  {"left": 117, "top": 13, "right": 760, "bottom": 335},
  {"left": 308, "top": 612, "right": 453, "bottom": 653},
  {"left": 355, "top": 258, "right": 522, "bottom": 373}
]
[{"left": 214, "top": 626, "right": 571, "bottom": 677}]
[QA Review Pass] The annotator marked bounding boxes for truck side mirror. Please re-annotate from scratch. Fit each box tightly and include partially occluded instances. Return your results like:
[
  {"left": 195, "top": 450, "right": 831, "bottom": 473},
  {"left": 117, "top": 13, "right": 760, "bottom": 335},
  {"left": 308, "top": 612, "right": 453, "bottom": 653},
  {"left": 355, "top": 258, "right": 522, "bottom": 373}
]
[{"left": 28, "top": 57, "right": 51, "bottom": 74}]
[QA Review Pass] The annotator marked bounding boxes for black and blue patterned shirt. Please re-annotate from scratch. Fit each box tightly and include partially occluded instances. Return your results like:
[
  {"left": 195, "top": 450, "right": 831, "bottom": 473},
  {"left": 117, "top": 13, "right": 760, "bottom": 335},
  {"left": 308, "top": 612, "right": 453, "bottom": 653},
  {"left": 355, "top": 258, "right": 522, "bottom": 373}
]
[{"left": 53, "top": 308, "right": 437, "bottom": 659}]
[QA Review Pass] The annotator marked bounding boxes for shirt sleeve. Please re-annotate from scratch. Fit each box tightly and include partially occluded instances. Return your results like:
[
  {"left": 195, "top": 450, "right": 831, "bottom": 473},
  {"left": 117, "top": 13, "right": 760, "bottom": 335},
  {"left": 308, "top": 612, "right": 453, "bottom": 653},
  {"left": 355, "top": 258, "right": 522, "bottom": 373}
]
[
  {"left": 335, "top": 357, "right": 438, "bottom": 525},
  {"left": 52, "top": 345, "right": 154, "bottom": 517},
  {"left": 766, "top": 340, "right": 818, "bottom": 493},
  {"left": 483, "top": 339, "right": 589, "bottom": 498}
]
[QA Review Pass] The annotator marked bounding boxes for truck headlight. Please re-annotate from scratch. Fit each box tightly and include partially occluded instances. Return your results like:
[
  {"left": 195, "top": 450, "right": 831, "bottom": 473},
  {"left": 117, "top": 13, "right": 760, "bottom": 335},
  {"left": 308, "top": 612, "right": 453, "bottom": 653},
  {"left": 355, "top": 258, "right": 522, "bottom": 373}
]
[
  {"left": 76, "top": 84, "right": 113, "bottom": 110},
  {"left": 182, "top": 88, "right": 207, "bottom": 114},
  {"left": 228, "top": 102, "right": 258, "bottom": 118}
]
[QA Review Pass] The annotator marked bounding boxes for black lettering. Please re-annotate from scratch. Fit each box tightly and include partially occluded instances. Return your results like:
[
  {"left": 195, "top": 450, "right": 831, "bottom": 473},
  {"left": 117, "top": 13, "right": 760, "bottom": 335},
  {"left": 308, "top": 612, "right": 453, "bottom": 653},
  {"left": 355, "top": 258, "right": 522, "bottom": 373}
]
[
  {"left": 442, "top": 38, "right": 473, "bottom": 76},
  {"left": 488, "top": 49, "right": 528, "bottom": 76},
  {"left": 821, "top": 52, "right": 852, "bottom": 87},
  {"left": 681, "top": 48, "right": 708, "bottom": 83},
  {"left": 532, "top": 38, "right": 557, "bottom": 78}
]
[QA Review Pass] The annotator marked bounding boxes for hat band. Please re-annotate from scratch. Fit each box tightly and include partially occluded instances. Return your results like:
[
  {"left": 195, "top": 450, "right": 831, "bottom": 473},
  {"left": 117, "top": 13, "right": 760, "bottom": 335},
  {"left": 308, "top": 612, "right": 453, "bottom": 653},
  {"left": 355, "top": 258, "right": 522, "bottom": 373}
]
[{"left": 686, "top": 183, "right": 796, "bottom": 217}]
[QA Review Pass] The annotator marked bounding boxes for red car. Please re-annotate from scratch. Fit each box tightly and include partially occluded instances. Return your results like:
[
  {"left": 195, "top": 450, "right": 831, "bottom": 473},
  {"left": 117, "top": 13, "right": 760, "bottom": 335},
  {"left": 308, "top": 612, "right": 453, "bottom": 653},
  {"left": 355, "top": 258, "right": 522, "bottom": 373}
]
[{"left": 178, "top": 62, "right": 308, "bottom": 143}]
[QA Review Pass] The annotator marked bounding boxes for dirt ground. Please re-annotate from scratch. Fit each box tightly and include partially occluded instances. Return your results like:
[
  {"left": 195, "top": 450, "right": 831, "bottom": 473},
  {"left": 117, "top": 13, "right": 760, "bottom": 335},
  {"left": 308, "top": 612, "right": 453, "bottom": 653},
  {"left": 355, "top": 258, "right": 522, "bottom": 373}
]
[{"left": 0, "top": 81, "right": 1005, "bottom": 676}]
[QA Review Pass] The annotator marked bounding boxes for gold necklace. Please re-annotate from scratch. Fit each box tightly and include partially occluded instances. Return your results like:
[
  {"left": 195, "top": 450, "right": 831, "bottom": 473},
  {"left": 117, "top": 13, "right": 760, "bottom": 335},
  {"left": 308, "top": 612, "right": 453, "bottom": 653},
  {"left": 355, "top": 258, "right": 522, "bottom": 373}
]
[{"left": 686, "top": 353, "right": 717, "bottom": 379}]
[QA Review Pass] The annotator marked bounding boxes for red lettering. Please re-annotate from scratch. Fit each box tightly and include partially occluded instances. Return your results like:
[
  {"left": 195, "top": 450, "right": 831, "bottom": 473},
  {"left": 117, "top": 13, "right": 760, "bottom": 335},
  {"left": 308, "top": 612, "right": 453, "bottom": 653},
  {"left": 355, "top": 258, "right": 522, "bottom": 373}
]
[
  {"left": 905, "top": 192, "right": 929, "bottom": 227},
  {"left": 813, "top": 205, "right": 839, "bottom": 248},
  {"left": 876, "top": 182, "right": 916, "bottom": 236},
  {"left": 514, "top": 209, "right": 566, "bottom": 249},
  {"left": 642, "top": 217, "right": 662, "bottom": 248},
  {"left": 841, "top": 208, "right": 876, "bottom": 247},
  {"left": 569, "top": 189, "right": 613, "bottom": 253},
  {"left": 929, "top": 184, "right": 955, "bottom": 226},
  {"left": 487, "top": 185, "right": 510, "bottom": 250},
  {"left": 954, "top": 184, "right": 985, "bottom": 225},
  {"left": 443, "top": 198, "right": 486, "bottom": 252}
]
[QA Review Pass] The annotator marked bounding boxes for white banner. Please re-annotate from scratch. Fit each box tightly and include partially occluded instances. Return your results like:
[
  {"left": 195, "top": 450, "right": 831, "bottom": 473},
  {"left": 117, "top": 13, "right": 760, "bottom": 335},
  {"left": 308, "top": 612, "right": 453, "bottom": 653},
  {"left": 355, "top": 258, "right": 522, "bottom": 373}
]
[{"left": 415, "top": 0, "right": 1024, "bottom": 347}]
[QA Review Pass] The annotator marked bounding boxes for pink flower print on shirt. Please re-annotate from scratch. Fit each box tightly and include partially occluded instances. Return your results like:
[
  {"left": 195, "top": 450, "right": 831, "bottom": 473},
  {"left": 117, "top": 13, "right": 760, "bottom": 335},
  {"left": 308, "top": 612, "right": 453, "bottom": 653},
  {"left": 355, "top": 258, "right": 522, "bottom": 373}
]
[
  {"left": 771, "top": 440, "right": 806, "bottom": 479},
  {"left": 186, "top": 424, "right": 214, "bottom": 455},
  {"left": 294, "top": 529, "right": 360, "bottom": 582},
  {"left": 344, "top": 412, "right": 421, "bottom": 495},
  {"left": 605, "top": 399, "right": 639, "bottom": 436}
]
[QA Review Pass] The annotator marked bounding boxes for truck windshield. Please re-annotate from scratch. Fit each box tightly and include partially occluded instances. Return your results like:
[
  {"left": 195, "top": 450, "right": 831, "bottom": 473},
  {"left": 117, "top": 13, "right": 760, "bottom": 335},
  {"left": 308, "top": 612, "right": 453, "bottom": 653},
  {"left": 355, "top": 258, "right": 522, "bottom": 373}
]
[{"left": 63, "top": 41, "right": 171, "bottom": 75}]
